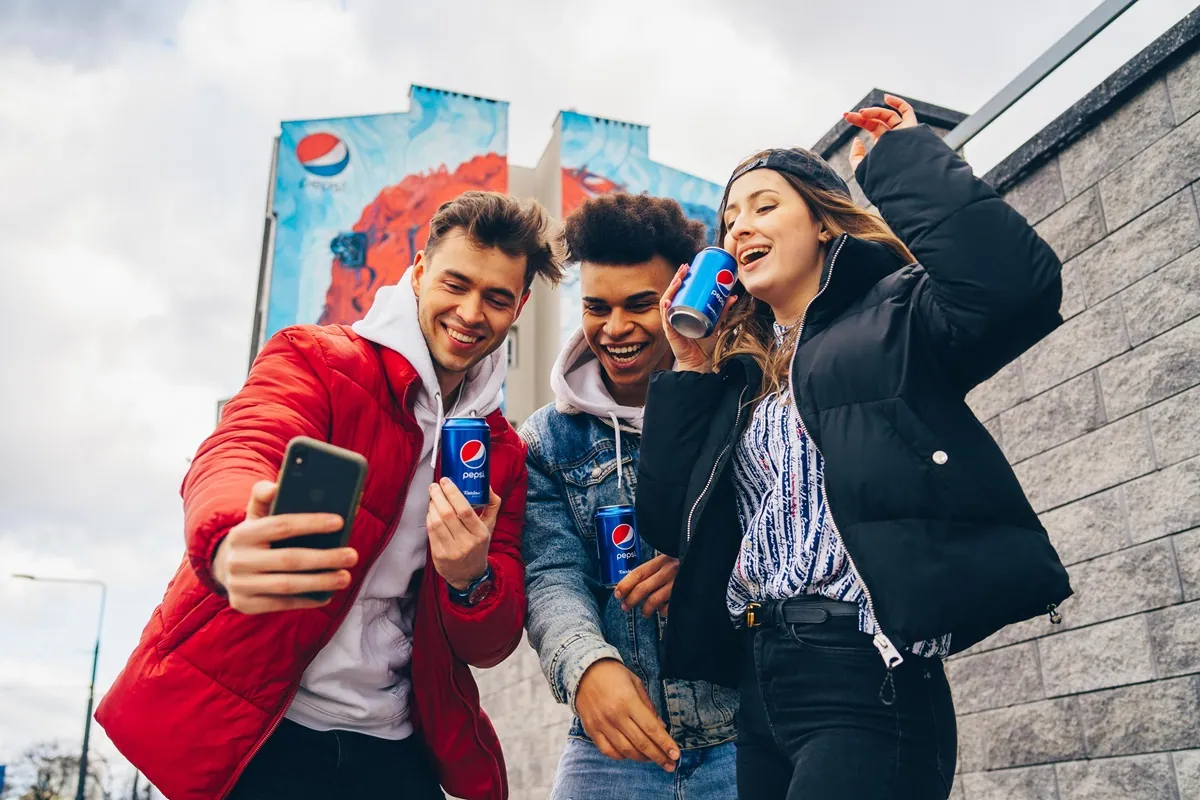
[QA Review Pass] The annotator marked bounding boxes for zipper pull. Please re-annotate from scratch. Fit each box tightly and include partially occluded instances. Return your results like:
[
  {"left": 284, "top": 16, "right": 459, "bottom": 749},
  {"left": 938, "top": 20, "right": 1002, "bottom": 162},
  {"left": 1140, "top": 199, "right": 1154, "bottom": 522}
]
[
  {"left": 1047, "top": 604, "right": 1063, "bottom": 625},
  {"left": 873, "top": 634, "right": 903, "bottom": 707},
  {"left": 873, "top": 633, "right": 905, "bottom": 670}
]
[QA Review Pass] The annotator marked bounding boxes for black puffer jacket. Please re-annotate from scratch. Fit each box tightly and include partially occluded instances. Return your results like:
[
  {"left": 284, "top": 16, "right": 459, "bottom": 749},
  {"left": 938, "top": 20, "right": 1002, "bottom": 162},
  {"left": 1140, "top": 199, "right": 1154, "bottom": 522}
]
[{"left": 636, "top": 125, "right": 1073, "bottom": 688}]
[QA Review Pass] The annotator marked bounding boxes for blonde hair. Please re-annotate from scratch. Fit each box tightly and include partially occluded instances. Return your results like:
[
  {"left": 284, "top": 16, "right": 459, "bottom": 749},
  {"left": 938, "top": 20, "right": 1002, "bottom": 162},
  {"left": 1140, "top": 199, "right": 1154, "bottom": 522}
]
[{"left": 712, "top": 150, "right": 914, "bottom": 401}]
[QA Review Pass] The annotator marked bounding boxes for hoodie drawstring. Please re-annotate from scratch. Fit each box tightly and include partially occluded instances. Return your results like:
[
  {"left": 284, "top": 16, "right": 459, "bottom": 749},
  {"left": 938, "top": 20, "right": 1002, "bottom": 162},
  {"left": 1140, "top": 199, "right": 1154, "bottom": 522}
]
[
  {"left": 609, "top": 411, "right": 626, "bottom": 504},
  {"left": 431, "top": 396, "right": 445, "bottom": 469}
]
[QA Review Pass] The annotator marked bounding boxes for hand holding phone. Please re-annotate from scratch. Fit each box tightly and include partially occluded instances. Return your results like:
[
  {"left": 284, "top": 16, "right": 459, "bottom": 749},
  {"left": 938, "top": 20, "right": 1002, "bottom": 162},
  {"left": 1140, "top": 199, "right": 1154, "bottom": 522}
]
[{"left": 212, "top": 437, "right": 367, "bottom": 614}]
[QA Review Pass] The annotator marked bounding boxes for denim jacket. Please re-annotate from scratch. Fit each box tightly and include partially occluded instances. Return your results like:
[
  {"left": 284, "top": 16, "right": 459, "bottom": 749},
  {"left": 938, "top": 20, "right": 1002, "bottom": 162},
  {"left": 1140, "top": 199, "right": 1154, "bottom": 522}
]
[{"left": 520, "top": 399, "right": 738, "bottom": 749}]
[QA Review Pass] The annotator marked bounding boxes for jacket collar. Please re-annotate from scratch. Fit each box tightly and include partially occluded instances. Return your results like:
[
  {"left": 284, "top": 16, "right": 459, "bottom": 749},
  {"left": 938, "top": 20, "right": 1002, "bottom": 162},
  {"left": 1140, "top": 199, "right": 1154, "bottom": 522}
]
[
  {"left": 378, "top": 345, "right": 425, "bottom": 416},
  {"left": 802, "top": 234, "right": 908, "bottom": 344}
]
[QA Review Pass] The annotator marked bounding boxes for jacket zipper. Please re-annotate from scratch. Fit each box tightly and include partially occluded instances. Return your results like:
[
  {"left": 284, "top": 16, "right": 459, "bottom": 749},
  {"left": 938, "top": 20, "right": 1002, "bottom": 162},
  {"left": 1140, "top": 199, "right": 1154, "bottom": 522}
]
[
  {"left": 785, "top": 236, "right": 906, "bottom": 674},
  {"left": 221, "top": 430, "right": 425, "bottom": 799},
  {"left": 685, "top": 385, "right": 748, "bottom": 549}
]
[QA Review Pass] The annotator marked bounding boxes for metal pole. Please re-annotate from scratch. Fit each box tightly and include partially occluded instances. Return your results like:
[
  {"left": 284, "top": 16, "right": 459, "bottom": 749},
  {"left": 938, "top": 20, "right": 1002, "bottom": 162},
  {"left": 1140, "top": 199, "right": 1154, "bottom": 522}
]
[
  {"left": 944, "top": 0, "right": 1141, "bottom": 151},
  {"left": 11, "top": 575, "right": 106, "bottom": 800},
  {"left": 75, "top": 582, "right": 105, "bottom": 800}
]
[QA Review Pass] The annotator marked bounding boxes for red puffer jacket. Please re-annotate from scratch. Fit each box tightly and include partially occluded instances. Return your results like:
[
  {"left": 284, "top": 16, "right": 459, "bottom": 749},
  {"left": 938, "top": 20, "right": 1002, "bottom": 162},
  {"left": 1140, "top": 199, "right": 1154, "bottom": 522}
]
[{"left": 95, "top": 325, "right": 527, "bottom": 800}]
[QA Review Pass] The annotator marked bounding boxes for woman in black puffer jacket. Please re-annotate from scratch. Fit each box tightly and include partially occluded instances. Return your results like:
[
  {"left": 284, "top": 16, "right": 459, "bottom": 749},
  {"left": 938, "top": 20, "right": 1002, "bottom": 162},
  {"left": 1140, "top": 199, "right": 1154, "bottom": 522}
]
[{"left": 635, "top": 95, "right": 1072, "bottom": 800}]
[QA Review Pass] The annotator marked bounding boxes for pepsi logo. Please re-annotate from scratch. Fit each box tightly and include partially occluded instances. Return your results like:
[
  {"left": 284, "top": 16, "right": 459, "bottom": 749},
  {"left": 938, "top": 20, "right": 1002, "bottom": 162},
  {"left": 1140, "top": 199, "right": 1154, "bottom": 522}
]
[
  {"left": 296, "top": 132, "right": 350, "bottom": 177},
  {"left": 716, "top": 269, "right": 736, "bottom": 289},
  {"left": 459, "top": 440, "right": 487, "bottom": 470},
  {"left": 611, "top": 523, "right": 636, "bottom": 551}
]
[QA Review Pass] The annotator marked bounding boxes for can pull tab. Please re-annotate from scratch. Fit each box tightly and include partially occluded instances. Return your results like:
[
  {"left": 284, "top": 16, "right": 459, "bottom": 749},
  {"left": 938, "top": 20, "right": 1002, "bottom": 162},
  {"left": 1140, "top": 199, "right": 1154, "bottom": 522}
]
[{"left": 1047, "top": 604, "right": 1063, "bottom": 625}]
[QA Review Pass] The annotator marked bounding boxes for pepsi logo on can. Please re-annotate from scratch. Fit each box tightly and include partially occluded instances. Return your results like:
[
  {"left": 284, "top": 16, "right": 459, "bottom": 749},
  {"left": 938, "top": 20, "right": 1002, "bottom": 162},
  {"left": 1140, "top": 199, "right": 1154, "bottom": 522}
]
[
  {"left": 610, "top": 523, "right": 636, "bottom": 551},
  {"left": 595, "top": 504, "right": 641, "bottom": 587},
  {"left": 440, "top": 418, "right": 490, "bottom": 508},
  {"left": 667, "top": 247, "right": 739, "bottom": 339}
]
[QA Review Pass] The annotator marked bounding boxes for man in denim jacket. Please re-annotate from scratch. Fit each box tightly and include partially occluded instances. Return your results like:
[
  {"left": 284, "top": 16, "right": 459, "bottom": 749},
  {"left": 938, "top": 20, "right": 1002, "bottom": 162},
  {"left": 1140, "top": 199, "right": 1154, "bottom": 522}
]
[{"left": 520, "top": 194, "right": 738, "bottom": 799}]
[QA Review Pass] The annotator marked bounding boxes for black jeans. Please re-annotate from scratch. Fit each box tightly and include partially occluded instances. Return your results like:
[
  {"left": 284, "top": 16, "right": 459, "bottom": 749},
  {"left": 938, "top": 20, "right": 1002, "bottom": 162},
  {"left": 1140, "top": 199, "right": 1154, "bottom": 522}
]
[
  {"left": 736, "top": 615, "right": 957, "bottom": 800},
  {"left": 228, "top": 719, "right": 445, "bottom": 800}
]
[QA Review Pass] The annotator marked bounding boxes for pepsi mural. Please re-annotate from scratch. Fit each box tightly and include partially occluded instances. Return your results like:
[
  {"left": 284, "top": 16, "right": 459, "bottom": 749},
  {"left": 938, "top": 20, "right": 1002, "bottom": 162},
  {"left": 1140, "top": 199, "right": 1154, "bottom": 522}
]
[
  {"left": 265, "top": 86, "right": 508, "bottom": 338},
  {"left": 557, "top": 111, "right": 723, "bottom": 348}
]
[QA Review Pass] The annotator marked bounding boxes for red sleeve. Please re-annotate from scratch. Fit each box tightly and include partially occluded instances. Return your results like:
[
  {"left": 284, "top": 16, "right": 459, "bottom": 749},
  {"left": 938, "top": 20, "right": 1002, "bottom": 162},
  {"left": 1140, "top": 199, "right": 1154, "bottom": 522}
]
[
  {"left": 437, "top": 433, "right": 528, "bottom": 668},
  {"left": 183, "top": 327, "right": 333, "bottom": 593}
]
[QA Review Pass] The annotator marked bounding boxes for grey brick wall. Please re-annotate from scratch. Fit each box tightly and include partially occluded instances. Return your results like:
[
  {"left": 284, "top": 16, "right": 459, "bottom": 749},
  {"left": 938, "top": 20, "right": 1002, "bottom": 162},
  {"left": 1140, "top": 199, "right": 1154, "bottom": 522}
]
[
  {"left": 470, "top": 24, "right": 1200, "bottom": 800},
  {"left": 949, "top": 38, "right": 1200, "bottom": 800}
]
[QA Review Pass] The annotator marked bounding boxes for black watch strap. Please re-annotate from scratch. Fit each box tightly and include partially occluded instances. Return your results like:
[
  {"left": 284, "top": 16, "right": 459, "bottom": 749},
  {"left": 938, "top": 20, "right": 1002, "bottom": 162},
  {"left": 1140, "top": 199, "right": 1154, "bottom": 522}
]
[{"left": 448, "top": 566, "right": 493, "bottom": 607}]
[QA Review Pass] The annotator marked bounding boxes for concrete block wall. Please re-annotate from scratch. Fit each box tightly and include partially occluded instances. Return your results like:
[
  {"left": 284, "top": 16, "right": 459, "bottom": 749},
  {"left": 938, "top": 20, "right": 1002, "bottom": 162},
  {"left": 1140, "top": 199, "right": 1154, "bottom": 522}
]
[
  {"left": 946, "top": 29, "right": 1200, "bottom": 800},
  {"left": 472, "top": 15, "right": 1200, "bottom": 800}
]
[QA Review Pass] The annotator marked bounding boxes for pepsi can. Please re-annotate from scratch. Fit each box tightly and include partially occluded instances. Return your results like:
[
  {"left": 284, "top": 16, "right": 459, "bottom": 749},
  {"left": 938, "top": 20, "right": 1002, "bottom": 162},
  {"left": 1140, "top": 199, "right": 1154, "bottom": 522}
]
[
  {"left": 595, "top": 504, "right": 641, "bottom": 587},
  {"left": 440, "top": 418, "right": 490, "bottom": 508},
  {"left": 667, "top": 247, "right": 738, "bottom": 339}
]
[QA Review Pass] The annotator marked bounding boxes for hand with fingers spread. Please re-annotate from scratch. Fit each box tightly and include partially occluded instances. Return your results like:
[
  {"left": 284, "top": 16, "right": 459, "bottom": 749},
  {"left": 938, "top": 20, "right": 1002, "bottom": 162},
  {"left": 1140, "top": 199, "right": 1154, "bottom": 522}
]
[
  {"left": 614, "top": 554, "right": 678, "bottom": 618},
  {"left": 211, "top": 480, "right": 359, "bottom": 614},
  {"left": 575, "top": 659, "right": 681, "bottom": 771},
  {"left": 427, "top": 478, "right": 502, "bottom": 591},
  {"left": 844, "top": 93, "right": 919, "bottom": 171},
  {"left": 660, "top": 264, "right": 737, "bottom": 373}
]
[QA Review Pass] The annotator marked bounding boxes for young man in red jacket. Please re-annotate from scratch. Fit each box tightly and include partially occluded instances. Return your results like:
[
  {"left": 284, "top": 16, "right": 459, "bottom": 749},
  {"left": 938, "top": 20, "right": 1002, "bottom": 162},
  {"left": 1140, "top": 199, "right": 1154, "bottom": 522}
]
[{"left": 96, "top": 192, "right": 565, "bottom": 800}]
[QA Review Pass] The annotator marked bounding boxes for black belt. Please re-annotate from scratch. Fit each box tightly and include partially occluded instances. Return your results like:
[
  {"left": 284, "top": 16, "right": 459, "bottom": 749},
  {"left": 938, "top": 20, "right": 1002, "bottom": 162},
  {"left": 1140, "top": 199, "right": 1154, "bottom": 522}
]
[{"left": 744, "top": 596, "right": 860, "bottom": 629}]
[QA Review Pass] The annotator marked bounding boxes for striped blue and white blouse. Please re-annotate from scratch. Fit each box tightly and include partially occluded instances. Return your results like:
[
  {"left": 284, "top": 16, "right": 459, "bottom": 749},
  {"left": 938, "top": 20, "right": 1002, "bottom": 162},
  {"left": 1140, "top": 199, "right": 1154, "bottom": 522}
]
[{"left": 726, "top": 324, "right": 951, "bottom": 658}]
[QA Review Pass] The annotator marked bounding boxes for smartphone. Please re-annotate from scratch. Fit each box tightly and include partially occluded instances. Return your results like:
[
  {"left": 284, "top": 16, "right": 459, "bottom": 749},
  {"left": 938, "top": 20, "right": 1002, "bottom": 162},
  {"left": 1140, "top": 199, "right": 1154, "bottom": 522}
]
[{"left": 269, "top": 437, "right": 368, "bottom": 600}]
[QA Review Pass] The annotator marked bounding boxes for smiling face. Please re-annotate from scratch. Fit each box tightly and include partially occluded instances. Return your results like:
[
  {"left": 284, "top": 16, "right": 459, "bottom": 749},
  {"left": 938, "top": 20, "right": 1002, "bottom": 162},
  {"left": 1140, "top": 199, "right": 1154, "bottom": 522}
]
[
  {"left": 579, "top": 255, "right": 676, "bottom": 407},
  {"left": 410, "top": 228, "right": 529, "bottom": 389},
  {"left": 721, "top": 168, "right": 827, "bottom": 323}
]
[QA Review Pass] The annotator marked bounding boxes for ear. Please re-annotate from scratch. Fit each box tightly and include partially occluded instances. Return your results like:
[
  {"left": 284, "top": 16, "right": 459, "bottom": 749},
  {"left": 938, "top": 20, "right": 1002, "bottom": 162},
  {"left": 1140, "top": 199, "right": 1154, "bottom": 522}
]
[
  {"left": 514, "top": 290, "right": 531, "bottom": 320},
  {"left": 411, "top": 250, "right": 426, "bottom": 293}
]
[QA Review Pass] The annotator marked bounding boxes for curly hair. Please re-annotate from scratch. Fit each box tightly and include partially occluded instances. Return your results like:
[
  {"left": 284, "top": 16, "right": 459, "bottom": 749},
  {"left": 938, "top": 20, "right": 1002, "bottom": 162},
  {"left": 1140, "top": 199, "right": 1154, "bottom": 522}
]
[{"left": 563, "top": 193, "right": 708, "bottom": 267}]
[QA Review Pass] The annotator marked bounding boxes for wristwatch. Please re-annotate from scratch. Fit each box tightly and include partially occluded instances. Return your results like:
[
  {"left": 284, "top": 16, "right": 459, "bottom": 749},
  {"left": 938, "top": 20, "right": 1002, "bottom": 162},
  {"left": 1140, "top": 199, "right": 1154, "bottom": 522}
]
[{"left": 447, "top": 566, "right": 494, "bottom": 607}]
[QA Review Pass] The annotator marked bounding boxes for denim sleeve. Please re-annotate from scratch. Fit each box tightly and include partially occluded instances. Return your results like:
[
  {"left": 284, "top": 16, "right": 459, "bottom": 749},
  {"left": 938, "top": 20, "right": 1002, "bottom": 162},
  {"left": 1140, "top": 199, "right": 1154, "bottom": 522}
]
[{"left": 519, "top": 423, "right": 623, "bottom": 712}]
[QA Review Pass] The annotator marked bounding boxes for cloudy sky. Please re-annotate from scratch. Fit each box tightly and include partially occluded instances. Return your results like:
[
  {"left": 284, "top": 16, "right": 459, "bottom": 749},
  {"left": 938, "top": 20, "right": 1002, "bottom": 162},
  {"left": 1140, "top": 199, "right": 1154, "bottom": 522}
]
[{"left": 0, "top": 0, "right": 1192, "bottom": 791}]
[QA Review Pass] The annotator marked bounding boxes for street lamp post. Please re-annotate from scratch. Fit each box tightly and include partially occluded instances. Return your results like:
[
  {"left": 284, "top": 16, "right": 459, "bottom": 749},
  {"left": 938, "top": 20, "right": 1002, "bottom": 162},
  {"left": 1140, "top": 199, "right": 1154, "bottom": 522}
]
[{"left": 13, "top": 574, "right": 107, "bottom": 800}]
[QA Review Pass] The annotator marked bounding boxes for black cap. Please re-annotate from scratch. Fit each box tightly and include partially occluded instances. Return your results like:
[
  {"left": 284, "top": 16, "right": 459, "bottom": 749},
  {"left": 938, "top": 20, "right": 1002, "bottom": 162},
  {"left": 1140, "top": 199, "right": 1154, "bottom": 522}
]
[{"left": 726, "top": 148, "right": 851, "bottom": 200}]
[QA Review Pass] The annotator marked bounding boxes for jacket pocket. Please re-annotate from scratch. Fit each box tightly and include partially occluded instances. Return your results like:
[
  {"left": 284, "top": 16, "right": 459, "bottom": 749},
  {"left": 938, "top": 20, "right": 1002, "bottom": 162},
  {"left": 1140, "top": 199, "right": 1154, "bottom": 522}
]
[
  {"left": 885, "top": 398, "right": 956, "bottom": 497},
  {"left": 156, "top": 591, "right": 225, "bottom": 656}
]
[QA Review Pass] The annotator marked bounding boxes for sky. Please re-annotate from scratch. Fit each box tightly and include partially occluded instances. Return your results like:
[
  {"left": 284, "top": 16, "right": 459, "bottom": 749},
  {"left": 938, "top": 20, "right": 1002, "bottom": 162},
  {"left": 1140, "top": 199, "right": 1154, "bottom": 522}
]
[{"left": 0, "top": 0, "right": 1193, "bottom": 791}]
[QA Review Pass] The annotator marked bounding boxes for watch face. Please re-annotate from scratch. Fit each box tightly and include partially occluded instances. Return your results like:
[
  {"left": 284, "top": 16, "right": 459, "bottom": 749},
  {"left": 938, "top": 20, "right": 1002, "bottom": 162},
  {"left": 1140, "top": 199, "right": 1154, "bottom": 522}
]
[{"left": 467, "top": 578, "right": 494, "bottom": 605}]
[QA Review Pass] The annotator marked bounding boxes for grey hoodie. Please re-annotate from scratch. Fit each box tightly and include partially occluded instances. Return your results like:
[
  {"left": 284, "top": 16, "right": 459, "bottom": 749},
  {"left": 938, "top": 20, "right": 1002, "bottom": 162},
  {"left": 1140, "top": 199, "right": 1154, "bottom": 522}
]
[{"left": 284, "top": 270, "right": 506, "bottom": 740}]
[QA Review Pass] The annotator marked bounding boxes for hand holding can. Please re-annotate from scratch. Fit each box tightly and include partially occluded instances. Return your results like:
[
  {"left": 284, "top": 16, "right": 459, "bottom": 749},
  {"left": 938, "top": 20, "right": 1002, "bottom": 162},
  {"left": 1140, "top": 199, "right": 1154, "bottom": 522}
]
[{"left": 661, "top": 249, "right": 739, "bottom": 373}]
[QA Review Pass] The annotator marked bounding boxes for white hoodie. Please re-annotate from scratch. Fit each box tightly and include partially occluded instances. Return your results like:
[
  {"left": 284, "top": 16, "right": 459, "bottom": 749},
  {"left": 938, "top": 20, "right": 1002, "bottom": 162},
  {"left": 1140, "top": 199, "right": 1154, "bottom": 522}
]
[{"left": 285, "top": 269, "right": 506, "bottom": 740}]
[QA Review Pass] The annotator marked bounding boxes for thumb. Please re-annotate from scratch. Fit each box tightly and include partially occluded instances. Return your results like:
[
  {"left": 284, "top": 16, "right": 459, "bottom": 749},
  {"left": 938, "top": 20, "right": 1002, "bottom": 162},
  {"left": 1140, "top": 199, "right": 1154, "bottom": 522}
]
[
  {"left": 480, "top": 489, "right": 502, "bottom": 528},
  {"left": 849, "top": 137, "right": 867, "bottom": 170},
  {"left": 246, "top": 481, "right": 277, "bottom": 520}
]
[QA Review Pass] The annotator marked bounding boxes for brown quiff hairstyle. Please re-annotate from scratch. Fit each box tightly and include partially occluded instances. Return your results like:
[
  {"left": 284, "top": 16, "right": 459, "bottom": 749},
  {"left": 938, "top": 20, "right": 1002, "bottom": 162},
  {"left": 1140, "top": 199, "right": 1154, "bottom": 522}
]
[{"left": 426, "top": 191, "right": 566, "bottom": 290}]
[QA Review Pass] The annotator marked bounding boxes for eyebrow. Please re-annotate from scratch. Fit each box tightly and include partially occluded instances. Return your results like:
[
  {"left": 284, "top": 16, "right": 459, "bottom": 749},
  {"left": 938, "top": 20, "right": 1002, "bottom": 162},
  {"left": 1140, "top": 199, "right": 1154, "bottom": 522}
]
[
  {"left": 582, "top": 290, "right": 660, "bottom": 305},
  {"left": 724, "top": 188, "right": 779, "bottom": 216},
  {"left": 444, "top": 268, "right": 517, "bottom": 303}
]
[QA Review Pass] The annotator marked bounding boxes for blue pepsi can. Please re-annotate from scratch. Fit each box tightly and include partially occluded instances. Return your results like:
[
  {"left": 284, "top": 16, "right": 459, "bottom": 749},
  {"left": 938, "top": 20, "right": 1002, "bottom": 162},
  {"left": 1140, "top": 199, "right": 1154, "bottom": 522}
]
[
  {"left": 668, "top": 247, "right": 739, "bottom": 339},
  {"left": 595, "top": 504, "right": 641, "bottom": 587},
  {"left": 440, "top": 418, "right": 490, "bottom": 508}
]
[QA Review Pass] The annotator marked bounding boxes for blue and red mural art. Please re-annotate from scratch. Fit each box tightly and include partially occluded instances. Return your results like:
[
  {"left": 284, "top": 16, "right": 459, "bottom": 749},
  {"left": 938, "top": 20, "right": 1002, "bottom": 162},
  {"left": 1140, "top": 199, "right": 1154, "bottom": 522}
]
[
  {"left": 267, "top": 87, "right": 508, "bottom": 337},
  {"left": 557, "top": 111, "right": 722, "bottom": 346}
]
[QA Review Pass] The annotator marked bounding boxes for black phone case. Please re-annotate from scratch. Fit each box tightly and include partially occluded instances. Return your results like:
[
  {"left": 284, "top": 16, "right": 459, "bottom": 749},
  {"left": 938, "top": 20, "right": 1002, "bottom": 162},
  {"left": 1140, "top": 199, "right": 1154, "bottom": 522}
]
[{"left": 269, "top": 437, "right": 368, "bottom": 601}]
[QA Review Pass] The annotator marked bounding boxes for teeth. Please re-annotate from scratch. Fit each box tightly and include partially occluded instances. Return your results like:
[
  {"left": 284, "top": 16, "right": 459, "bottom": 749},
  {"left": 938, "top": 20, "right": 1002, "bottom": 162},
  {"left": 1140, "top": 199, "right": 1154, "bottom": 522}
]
[
  {"left": 740, "top": 246, "right": 770, "bottom": 265},
  {"left": 604, "top": 344, "right": 645, "bottom": 360},
  {"left": 447, "top": 327, "right": 482, "bottom": 344}
]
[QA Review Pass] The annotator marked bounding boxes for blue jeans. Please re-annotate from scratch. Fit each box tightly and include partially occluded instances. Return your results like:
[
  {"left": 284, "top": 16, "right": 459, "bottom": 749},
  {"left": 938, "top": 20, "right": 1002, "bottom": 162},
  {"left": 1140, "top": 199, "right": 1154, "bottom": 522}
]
[{"left": 550, "top": 737, "right": 737, "bottom": 800}]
